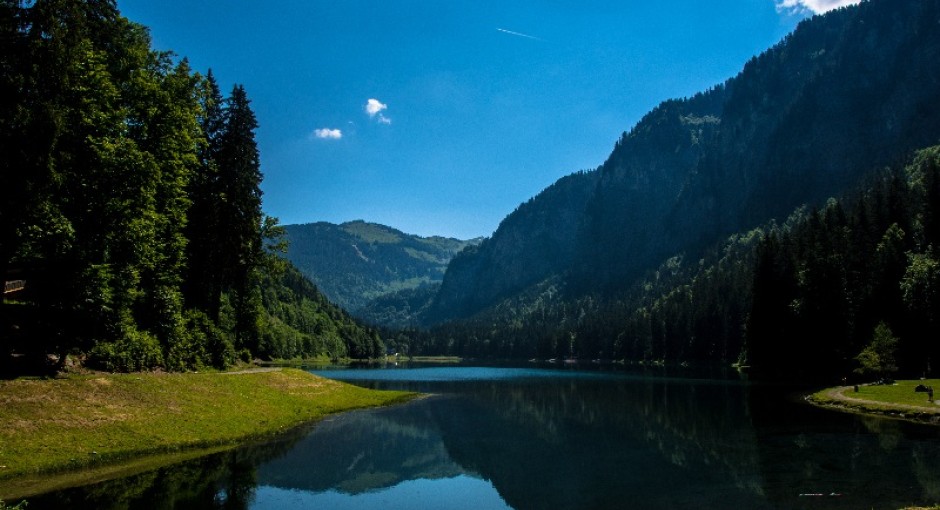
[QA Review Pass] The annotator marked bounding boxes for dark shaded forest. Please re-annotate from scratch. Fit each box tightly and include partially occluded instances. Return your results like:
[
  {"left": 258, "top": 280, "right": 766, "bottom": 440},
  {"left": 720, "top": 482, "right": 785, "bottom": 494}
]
[
  {"left": 365, "top": 0, "right": 940, "bottom": 381},
  {"left": 0, "top": 0, "right": 383, "bottom": 375},
  {"left": 402, "top": 147, "right": 940, "bottom": 380}
]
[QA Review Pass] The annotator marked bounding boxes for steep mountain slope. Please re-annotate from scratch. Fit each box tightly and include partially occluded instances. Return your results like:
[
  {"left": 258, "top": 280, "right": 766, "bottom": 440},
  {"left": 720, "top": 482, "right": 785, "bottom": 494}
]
[
  {"left": 429, "top": 0, "right": 940, "bottom": 325},
  {"left": 429, "top": 170, "right": 599, "bottom": 322},
  {"left": 283, "top": 221, "right": 480, "bottom": 315}
]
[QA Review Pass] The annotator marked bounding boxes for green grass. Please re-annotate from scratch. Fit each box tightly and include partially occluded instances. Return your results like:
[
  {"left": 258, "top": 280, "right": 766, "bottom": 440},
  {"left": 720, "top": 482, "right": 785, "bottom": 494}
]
[
  {"left": 0, "top": 369, "right": 415, "bottom": 481},
  {"left": 810, "top": 379, "right": 940, "bottom": 417},
  {"left": 847, "top": 379, "right": 940, "bottom": 408},
  {"left": 341, "top": 221, "right": 402, "bottom": 244}
]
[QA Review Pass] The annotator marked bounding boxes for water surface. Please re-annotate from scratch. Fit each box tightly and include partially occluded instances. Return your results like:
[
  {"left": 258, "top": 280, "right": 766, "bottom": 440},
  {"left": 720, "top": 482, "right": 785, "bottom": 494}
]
[{"left": 18, "top": 366, "right": 940, "bottom": 509}]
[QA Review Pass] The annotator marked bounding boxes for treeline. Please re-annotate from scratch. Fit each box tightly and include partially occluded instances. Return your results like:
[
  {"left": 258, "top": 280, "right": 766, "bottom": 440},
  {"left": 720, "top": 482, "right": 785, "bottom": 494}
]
[
  {"left": 745, "top": 146, "right": 940, "bottom": 378},
  {"left": 0, "top": 0, "right": 382, "bottom": 373},
  {"left": 404, "top": 146, "right": 940, "bottom": 380},
  {"left": 259, "top": 262, "right": 384, "bottom": 361}
]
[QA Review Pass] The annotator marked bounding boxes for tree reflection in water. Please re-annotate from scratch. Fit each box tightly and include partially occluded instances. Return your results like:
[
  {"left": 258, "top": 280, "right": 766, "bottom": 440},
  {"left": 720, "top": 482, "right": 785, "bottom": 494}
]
[{"left": 21, "top": 367, "right": 940, "bottom": 510}]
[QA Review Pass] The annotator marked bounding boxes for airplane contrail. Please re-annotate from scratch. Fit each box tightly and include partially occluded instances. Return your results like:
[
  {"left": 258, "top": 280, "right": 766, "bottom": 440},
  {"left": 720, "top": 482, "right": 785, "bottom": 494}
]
[{"left": 496, "top": 28, "right": 542, "bottom": 41}]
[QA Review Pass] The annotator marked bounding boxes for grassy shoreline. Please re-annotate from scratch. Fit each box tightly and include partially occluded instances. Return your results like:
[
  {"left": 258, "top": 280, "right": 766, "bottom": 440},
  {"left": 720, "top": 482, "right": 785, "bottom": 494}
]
[
  {"left": 807, "top": 379, "right": 940, "bottom": 424},
  {"left": 0, "top": 368, "right": 416, "bottom": 497}
]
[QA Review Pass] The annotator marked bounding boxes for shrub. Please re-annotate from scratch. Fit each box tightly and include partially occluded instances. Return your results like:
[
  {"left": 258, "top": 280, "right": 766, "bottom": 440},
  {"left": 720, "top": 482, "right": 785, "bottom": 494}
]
[
  {"left": 87, "top": 329, "right": 164, "bottom": 372},
  {"left": 165, "top": 310, "right": 236, "bottom": 371}
]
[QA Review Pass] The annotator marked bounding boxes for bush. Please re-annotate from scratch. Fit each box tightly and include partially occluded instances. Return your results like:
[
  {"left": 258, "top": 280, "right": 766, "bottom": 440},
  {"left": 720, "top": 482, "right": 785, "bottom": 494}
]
[
  {"left": 165, "top": 310, "right": 236, "bottom": 371},
  {"left": 87, "top": 329, "right": 164, "bottom": 372}
]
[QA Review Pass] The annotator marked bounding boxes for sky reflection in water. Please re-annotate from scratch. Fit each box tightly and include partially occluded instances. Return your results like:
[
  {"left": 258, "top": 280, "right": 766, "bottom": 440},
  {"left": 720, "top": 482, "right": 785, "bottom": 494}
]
[
  {"left": 19, "top": 365, "right": 940, "bottom": 510},
  {"left": 253, "top": 476, "right": 512, "bottom": 510}
]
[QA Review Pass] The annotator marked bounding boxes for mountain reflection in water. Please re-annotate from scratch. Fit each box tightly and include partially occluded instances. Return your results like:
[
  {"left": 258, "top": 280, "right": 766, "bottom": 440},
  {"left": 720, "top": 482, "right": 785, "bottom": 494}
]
[{"left": 21, "top": 366, "right": 940, "bottom": 510}]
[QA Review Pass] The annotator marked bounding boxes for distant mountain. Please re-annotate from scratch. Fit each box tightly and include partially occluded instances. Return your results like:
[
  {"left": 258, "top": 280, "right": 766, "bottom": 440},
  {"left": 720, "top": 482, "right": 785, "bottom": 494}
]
[
  {"left": 283, "top": 221, "right": 481, "bottom": 320},
  {"left": 426, "top": 0, "right": 940, "bottom": 326}
]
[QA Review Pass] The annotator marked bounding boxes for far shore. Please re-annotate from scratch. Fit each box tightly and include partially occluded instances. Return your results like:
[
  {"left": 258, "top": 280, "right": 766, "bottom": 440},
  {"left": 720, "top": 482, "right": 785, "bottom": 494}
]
[{"left": 258, "top": 355, "right": 463, "bottom": 366}]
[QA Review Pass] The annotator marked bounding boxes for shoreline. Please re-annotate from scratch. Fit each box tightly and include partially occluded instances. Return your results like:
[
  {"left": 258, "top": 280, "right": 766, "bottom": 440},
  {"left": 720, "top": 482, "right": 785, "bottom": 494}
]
[
  {"left": 0, "top": 368, "right": 417, "bottom": 499},
  {"left": 806, "top": 382, "right": 940, "bottom": 425}
]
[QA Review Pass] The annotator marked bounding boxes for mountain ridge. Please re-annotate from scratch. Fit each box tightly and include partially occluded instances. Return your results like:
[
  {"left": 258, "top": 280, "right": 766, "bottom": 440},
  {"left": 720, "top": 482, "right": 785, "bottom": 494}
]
[
  {"left": 283, "top": 220, "right": 481, "bottom": 319},
  {"left": 427, "top": 0, "right": 940, "bottom": 326}
]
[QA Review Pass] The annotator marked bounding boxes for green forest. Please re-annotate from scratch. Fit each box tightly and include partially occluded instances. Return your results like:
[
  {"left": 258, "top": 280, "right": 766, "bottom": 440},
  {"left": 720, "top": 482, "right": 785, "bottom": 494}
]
[
  {"left": 0, "top": 0, "right": 383, "bottom": 375},
  {"left": 373, "top": 0, "right": 940, "bottom": 381},
  {"left": 4, "top": 0, "right": 940, "bottom": 382},
  {"left": 282, "top": 220, "right": 479, "bottom": 317},
  {"left": 404, "top": 147, "right": 940, "bottom": 380}
]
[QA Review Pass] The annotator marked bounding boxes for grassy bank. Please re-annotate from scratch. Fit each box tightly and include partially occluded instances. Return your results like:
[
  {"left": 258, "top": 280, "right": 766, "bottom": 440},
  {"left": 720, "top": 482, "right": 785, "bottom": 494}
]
[
  {"left": 808, "top": 379, "right": 940, "bottom": 423},
  {"left": 0, "top": 369, "right": 415, "bottom": 482}
]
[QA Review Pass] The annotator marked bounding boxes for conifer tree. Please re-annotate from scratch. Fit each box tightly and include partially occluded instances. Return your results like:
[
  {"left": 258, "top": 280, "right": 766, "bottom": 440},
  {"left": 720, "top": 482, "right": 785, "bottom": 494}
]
[
  {"left": 185, "top": 70, "right": 225, "bottom": 319},
  {"left": 217, "top": 84, "right": 264, "bottom": 352}
]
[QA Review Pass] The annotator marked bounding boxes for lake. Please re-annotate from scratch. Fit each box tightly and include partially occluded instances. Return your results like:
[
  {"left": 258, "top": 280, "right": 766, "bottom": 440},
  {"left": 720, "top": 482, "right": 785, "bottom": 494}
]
[{"left": 17, "top": 365, "right": 940, "bottom": 509}]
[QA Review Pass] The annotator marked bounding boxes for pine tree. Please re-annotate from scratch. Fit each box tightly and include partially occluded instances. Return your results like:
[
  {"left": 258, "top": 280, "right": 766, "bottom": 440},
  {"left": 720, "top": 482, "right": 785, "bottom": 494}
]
[
  {"left": 216, "top": 84, "right": 264, "bottom": 352},
  {"left": 184, "top": 70, "right": 225, "bottom": 319}
]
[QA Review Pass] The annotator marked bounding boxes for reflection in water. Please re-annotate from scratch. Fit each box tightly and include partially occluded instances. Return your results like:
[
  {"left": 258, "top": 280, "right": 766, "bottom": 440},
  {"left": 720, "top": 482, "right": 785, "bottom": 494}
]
[
  {"left": 252, "top": 476, "right": 511, "bottom": 510},
  {"left": 255, "top": 400, "right": 467, "bottom": 494},
  {"left": 19, "top": 367, "right": 940, "bottom": 510},
  {"left": 425, "top": 376, "right": 766, "bottom": 510}
]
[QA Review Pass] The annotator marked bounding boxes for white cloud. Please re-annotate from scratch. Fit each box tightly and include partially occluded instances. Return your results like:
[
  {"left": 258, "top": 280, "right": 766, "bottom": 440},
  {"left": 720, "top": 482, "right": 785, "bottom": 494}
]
[
  {"left": 313, "top": 128, "right": 342, "bottom": 140},
  {"left": 776, "top": 0, "right": 861, "bottom": 14},
  {"left": 377, "top": 114, "right": 391, "bottom": 125},
  {"left": 365, "top": 98, "right": 388, "bottom": 117}
]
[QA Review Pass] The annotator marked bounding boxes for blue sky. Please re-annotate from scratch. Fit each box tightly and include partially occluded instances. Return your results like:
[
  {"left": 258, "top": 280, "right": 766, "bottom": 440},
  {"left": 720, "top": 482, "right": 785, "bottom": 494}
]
[{"left": 117, "top": 0, "right": 857, "bottom": 239}]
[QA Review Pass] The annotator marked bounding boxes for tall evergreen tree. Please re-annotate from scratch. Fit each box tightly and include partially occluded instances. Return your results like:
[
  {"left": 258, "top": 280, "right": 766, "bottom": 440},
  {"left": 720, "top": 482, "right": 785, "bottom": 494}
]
[
  {"left": 184, "top": 69, "right": 225, "bottom": 319},
  {"left": 217, "top": 84, "right": 264, "bottom": 352}
]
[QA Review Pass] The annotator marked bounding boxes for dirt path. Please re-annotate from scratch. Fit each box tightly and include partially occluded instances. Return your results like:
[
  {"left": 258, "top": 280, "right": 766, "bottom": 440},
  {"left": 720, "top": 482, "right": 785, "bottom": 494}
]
[
  {"left": 220, "top": 367, "right": 283, "bottom": 375},
  {"left": 815, "top": 386, "right": 940, "bottom": 418}
]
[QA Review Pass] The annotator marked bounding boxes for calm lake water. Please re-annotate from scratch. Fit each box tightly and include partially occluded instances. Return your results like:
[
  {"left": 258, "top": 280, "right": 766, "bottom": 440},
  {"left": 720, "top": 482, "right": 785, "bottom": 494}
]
[{"left": 19, "top": 365, "right": 940, "bottom": 509}]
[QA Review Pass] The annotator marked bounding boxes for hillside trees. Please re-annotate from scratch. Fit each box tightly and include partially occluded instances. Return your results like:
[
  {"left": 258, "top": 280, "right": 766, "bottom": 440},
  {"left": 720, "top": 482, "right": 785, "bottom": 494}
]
[
  {"left": 184, "top": 69, "right": 224, "bottom": 320},
  {"left": 411, "top": 147, "right": 940, "bottom": 380},
  {"left": 183, "top": 81, "right": 266, "bottom": 357},
  {"left": 0, "top": 0, "right": 381, "bottom": 373},
  {"left": 0, "top": 0, "right": 205, "bottom": 369},
  {"left": 424, "top": 0, "right": 940, "bottom": 344}
]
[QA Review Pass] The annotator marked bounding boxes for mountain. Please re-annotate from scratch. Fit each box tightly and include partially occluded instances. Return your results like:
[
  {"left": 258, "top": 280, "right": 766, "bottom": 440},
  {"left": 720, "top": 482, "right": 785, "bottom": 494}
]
[
  {"left": 428, "top": 171, "right": 600, "bottom": 322},
  {"left": 427, "top": 0, "right": 940, "bottom": 326},
  {"left": 283, "top": 221, "right": 480, "bottom": 319}
]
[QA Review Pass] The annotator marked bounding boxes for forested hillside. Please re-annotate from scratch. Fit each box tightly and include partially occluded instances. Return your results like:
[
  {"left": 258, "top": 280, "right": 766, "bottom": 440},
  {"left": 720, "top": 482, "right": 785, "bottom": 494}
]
[
  {"left": 409, "top": 0, "right": 940, "bottom": 378},
  {"left": 428, "top": 171, "right": 599, "bottom": 323},
  {"left": 284, "top": 220, "right": 479, "bottom": 319},
  {"left": 259, "top": 261, "right": 384, "bottom": 361},
  {"left": 0, "top": 1, "right": 381, "bottom": 374},
  {"left": 429, "top": 0, "right": 940, "bottom": 327},
  {"left": 410, "top": 147, "right": 940, "bottom": 379}
]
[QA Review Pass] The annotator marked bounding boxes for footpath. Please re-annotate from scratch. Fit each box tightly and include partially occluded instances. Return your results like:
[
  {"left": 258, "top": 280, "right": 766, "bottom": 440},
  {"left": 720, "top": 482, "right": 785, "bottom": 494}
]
[{"left": 809, "top": 385, "right": 940, "bottom": 424}]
